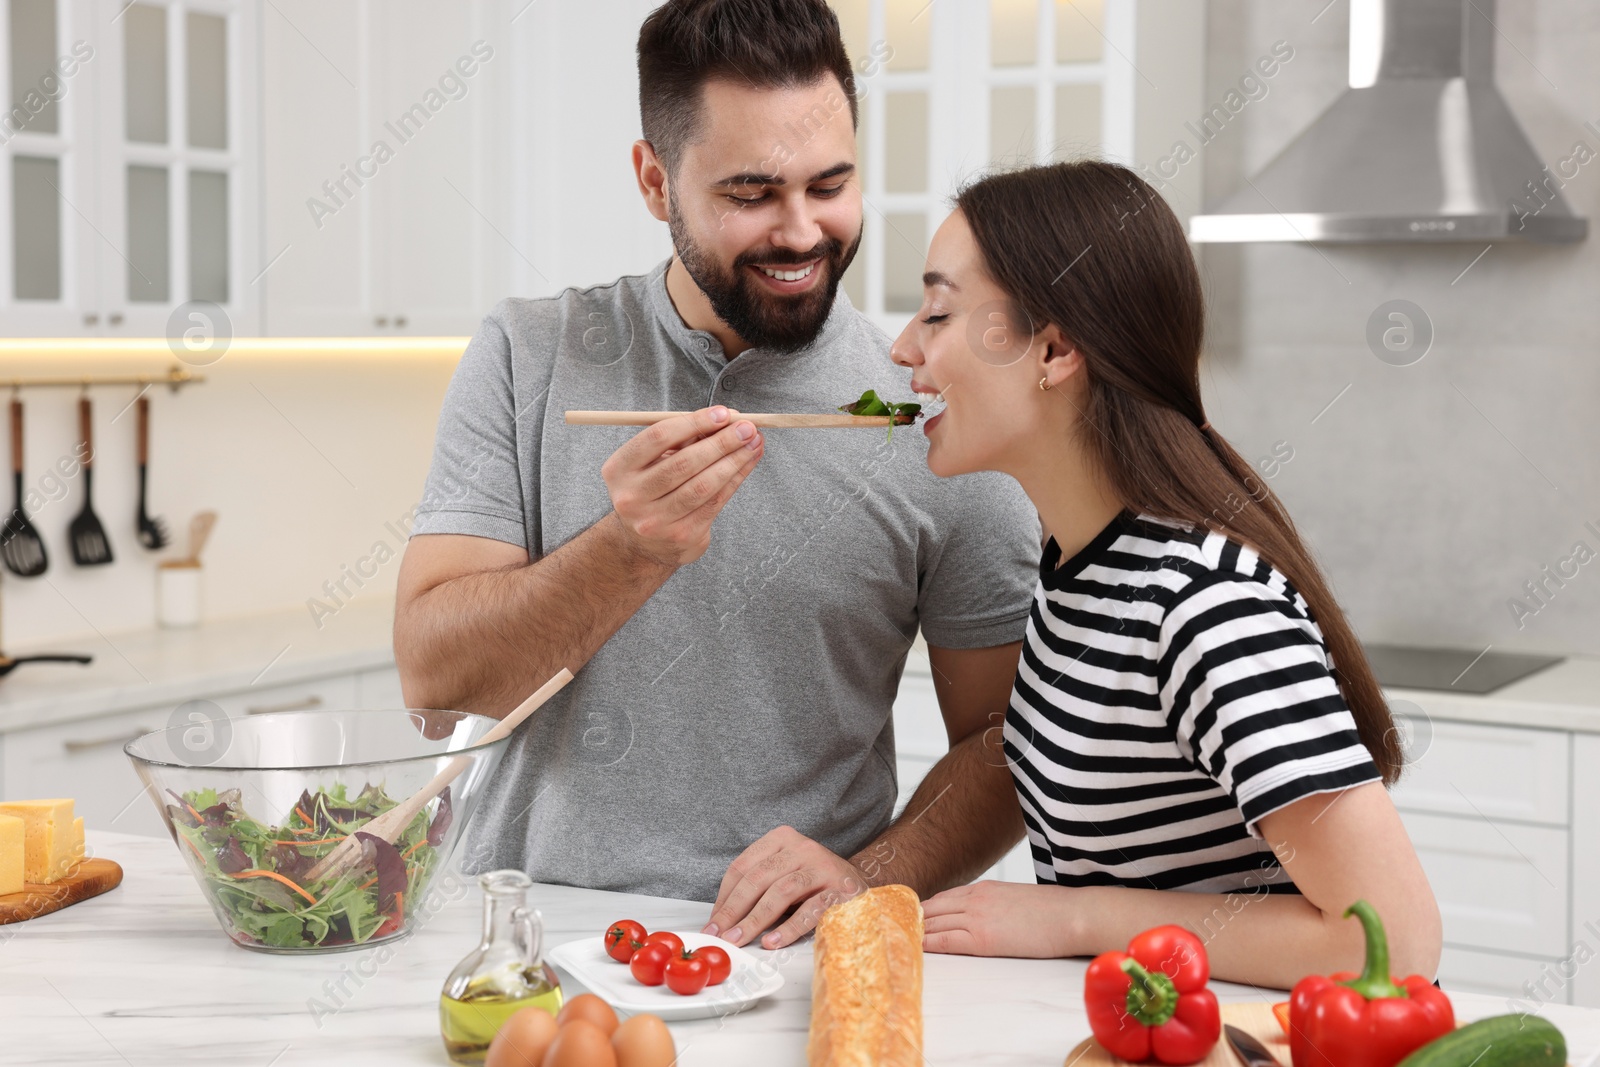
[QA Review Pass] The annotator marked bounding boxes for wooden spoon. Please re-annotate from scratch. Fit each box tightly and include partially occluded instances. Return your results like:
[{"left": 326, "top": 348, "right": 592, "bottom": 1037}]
[{"left": 305, "top": 668, "right": 575, "bottom": 883}]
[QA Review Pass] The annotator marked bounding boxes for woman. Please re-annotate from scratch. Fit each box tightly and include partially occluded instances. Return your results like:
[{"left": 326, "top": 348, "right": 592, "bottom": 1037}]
[{"left": 893, "top": 161, "right": 1441, "bottom": 989}]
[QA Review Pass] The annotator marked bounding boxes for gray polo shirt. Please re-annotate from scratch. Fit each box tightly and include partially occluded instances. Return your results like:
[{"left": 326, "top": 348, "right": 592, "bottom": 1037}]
[{"left": 413, "top": 259, "right": 1040, "bottom": 901}]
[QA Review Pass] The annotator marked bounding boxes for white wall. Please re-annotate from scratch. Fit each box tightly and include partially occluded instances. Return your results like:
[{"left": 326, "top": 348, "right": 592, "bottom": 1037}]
[
  {"left": 3, "top": 343, "right": 458, "bottom": 649},
  {"left": 1195, "top": 2, "right": 1600, "bottom": 656}
]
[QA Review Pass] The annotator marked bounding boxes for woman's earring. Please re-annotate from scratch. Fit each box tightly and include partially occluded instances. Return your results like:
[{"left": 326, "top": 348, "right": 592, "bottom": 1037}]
[{"left": 1038, "top": 377, "right": 1051, "bottom": 391}]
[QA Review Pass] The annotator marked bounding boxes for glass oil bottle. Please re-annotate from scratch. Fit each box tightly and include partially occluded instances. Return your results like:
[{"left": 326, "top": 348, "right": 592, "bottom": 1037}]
[{"left": 439, "top": 869, "right": 563, "bottom": 1065}]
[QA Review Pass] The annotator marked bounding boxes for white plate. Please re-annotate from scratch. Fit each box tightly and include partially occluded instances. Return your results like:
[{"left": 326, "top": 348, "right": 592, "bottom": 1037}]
[{"left": 547, "top": 931, "right": 784, "bottom": 1022}]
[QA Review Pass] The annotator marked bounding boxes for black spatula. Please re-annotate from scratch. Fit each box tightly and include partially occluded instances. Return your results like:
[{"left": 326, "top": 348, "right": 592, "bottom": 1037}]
[
  {"left": 135, "top": 396, "right": 168, "bottom": 550},
  {"left": 69, "top": 395, "right": 112, "bottom": 566},
  {"left": 2, "top": 397, "right": 48, "bottom": 577}
]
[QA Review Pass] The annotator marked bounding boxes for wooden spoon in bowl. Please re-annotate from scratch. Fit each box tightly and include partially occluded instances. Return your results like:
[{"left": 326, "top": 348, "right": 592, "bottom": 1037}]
[{"left": 305, "top": 668, "right": 575, "bottom": 883}]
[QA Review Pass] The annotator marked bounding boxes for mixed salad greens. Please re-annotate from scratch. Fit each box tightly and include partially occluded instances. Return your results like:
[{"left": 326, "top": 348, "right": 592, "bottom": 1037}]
[
  {"left": 838, "top": 389, "right": 922, "bottom": 440},
  {"left": 167, "top": 782, "right": 451, "bottom": 949}
]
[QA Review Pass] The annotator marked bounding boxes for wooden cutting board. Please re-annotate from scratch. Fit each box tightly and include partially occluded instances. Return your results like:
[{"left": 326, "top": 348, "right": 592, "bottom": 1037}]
[
  {"left": 1066, "top": 999, "right": 1575, "bottom": 1067},
  {"left": 0, "top": 858, "right": 123, "bottom": 925},
  {"left": 1066, "top": 1002, "right": 1284, "bottom": 1066}
]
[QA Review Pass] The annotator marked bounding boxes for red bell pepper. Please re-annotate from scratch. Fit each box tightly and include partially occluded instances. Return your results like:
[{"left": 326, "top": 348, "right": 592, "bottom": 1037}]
[
  {"left": 1085, "top": 925, "right": 1221, "bottom": 1065},
  {"left": 1288, "top": 900, "right": 1454, "bottom": 1067}
]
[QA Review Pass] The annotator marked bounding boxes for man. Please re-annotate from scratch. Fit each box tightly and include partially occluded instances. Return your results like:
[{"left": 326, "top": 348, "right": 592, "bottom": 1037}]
[{"left": 396, "top": 0, "right": 1040, "bottom": 951}]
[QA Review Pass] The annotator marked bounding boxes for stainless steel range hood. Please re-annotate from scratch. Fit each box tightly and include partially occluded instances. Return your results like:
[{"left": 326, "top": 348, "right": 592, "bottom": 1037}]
[{"left": 1188, "top": 0, "right": 1587, "bottom": 244}]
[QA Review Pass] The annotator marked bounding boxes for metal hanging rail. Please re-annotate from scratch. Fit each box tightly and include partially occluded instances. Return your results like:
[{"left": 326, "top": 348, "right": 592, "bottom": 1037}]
[{"left": 2, "top": 366, "right": 204, "bottom": 392}]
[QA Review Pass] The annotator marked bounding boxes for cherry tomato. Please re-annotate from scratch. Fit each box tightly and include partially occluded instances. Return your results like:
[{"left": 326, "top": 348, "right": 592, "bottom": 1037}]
[
  {"left": 642, "top": 931, "right": 684, "bottom": 955},
  {"left": 665, "top": 951, "right": 710, "bottom": 996},
  {"left": 691, "top": 945, "right": 732, "bottom": 985},
  {"left": 629, "top": 942, "right": 674, "bottom": 986},
  {"left": 605, "top": 920, "right": 646, "bottom": 963}
]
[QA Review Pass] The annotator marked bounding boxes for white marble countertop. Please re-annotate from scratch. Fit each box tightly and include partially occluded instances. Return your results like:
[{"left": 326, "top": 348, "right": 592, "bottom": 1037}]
[
  {"left": 3, "top": 832, "right": 1598, "bottom": 1067},
  {"left": 3, "top": 592, "right": 1599, "bottom": 741},
  {"left": 0, "top": 598, "right": 398, "bottom": 733},
  {"left": 1386, "top": 655, "right": 1600, "bottom": 733}
]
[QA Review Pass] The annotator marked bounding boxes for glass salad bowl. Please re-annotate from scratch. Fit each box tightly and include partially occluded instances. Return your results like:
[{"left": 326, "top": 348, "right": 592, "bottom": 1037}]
[{"left": 125, "top": 708, "right": 512, "bottom": 954}]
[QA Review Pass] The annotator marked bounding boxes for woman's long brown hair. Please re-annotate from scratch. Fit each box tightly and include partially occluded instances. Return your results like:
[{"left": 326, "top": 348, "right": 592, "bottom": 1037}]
[{"left": 957, "top": 160, "right": 1403, "bottom": 784}]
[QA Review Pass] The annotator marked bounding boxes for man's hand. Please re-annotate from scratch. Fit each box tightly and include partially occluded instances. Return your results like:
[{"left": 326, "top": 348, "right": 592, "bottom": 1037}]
[
  {"left": 921, "top": 880, "right": 1075, "bottom": 958},
  {"left": 602, "top": 406, "right": 764, "bottom": 567},
  {"left": 703, "top": 826, "right": 870, "bottom": 950}
]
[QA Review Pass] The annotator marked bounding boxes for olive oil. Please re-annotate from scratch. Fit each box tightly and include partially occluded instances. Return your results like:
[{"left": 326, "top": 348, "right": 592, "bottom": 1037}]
[
  {"left": 439, "top": 966, "right": 563, "bottom": 1065},
  {"left": 439, "top": 870, "right": 562, "bottom": 1066}
]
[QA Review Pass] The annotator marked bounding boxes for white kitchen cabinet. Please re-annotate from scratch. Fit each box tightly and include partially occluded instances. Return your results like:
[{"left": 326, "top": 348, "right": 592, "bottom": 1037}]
[
  {"left": 892, "top": 666, "right": 1034, "bottom": 883},
  {"left": 0, "top": 671, "right": 360, "bottom": 838},
  {"left": 207, "top": 672, "right": 358, "bottom": 720},
  {"left": 1573, "top": 733, "right": 1600, "bottom": 1011},
  {"left": 893, "top": 754, "right": 935, "bottom": 819},
  {"left": 2, "top": 701, "right": 173, "bottom": 837},
  {"left": 1435, "top": 944, "right": 1570, "bottom": 1004},
  {"left": 1384, "top": 702, "right": 1600, "bottom": 1006},
  {"left": 1390, "top": 716, "right": 1570, "bottom": 826},
  {"left": 259, "top": 0, "right": 509, "bottom": 336},
  {"left": 355, "top": 665, "right": 406, "bottom": 708},
  {"left": 892, "top": 671, "right": 948, "bottom": 761},
  {"left": 1, "top": 0, "right": 261, "bottom": 337},
  {"left": 1403, "top": 810, "right": 1569, "bottom": 958}
]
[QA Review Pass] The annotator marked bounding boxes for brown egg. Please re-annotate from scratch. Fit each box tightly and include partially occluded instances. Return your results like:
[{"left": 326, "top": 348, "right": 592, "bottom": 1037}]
[
  {"left": 556, "top": 992, "right": 619, "bottom": 1037},
  {"left": 484, "top": 1006, "right": 558, "bottom": 1067},
  {"left": 612, "top": 1013, "right": 677, "bottom": 1067},
  {"left": 544, "top": 1019, "right": 618, "bottom": 1067}
]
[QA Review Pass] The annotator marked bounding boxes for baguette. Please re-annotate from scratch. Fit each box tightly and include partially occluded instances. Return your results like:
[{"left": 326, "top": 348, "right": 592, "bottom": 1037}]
[{"left": 807, "top": 884, "right": 924, "bottom": 1067}]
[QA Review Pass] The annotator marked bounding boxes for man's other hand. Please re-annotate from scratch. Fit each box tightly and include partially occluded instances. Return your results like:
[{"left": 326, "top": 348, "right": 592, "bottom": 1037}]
[{"left": 703, "top": 825, "right": 870, "bottom": 950}]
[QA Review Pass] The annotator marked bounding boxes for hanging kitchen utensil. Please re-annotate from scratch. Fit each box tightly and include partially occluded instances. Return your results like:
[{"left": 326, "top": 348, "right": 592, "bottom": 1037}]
[
  {"left": 2, "top": 397, "right": 48, "bottom": 577},
  {"left": 68, "top": 395, "right": 112, "bottom": 566},
  {"left": 183, "top": 510, "right": 216, "bottom": 565},
  {"left": 0, "top": 653, "right": 93, "bottom": 678},
  {"left": 135, "top": 395, "right": 168, "bottom": 551}
]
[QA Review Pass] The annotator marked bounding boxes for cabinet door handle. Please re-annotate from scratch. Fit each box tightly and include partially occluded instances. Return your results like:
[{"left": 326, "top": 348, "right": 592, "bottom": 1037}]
[
  {"left": 83, "top": 312, "right": 99, "bottom": 326},
  {"left": 395, "top": 315, "right": 407, "bottom": 328},
  {"left": 246, "top": 695, "right": 323, "bottom": 715},
  {"left": 374, "top": 315, "right": 388, "bottom": 328},
  {"left": 63, "top": 729, "right": 149, "bottom": 754},
  {"left": 108, "top": 312, "right": 124, "bottom": 326}
]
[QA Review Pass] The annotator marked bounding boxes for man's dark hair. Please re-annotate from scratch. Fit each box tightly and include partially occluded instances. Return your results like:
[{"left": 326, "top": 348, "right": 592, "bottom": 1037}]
[{"left": 637, "top": 0, "right": 858, "bottom": 173}]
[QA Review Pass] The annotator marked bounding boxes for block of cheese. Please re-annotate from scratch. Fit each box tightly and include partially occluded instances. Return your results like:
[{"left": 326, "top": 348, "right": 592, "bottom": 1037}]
[
  {"left": 0, "top": 814, "right": 23, "bottom": 896},
  {"left": 807, "top": 884, "right": 924, "bottom": 1067},
  {"left": 57, "top": 817, "right": 86, "bottom": 882},
  {"left": 0, "top": 799, "right": 79, "bottom": 884}
]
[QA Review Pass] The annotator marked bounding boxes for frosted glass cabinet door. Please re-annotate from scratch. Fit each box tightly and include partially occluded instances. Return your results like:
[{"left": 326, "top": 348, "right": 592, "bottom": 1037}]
[
  {"left": 90, "top": 0, "right": 253, "bottom": 335},
  {"left": 12, "top": 155, "right": 62, "bottom": 300},
  {"left": 126, "top": 162, "right": 170, "bottom": 302},
  {"left": 122, "top": 2, "right": 166, "bottom": 144},
  {"left": 1, "top": 0, "right": 254, "bottom": 335},
  {"left": 2, "top": 0, "right": 96, "bottom": 334}
]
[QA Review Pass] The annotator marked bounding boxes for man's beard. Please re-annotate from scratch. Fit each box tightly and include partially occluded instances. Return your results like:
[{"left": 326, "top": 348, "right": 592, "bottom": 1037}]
[{"left": 669, "top": 193, "right": 861, "bottom": 353}]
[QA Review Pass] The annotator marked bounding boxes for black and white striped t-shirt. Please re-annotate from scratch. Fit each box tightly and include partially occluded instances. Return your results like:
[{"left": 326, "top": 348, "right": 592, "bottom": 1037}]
[{"left": 1004, "top": 510, "right": 1379, "bottom": 893}]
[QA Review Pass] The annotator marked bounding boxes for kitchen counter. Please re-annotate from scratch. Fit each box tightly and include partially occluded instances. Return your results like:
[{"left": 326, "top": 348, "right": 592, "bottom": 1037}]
[
  {"left": 11, "top": 593, "right": 1600, "bottom": 738},
  {"left": 5, "top": 832, "right": 1600, "bottom": 1066},
  {"left": 0, "top": 597, "right": 398, "bottom": 733},
  {"left": 1387, "top": 654, "right": 1600, "bottom": 733}
]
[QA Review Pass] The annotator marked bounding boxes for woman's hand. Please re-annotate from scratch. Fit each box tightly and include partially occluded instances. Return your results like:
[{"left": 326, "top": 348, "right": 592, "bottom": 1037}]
[{"left": 922, "top": 880, "right": 1076, "bottom": 958}]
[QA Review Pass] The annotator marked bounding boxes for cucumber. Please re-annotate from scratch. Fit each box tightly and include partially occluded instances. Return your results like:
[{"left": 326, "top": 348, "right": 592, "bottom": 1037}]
[{"left": 1397, "top": 1014, "right": 1566, "bottom": 1067}]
